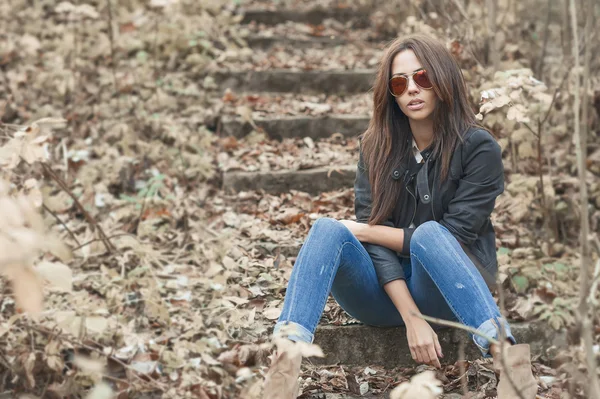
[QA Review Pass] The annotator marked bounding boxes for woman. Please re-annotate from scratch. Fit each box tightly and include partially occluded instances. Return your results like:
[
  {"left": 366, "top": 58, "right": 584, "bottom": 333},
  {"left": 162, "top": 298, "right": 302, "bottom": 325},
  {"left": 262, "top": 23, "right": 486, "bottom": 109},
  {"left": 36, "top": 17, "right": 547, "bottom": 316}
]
[{"left": 264, "top": 34, "right": 537, "bottom": 399}]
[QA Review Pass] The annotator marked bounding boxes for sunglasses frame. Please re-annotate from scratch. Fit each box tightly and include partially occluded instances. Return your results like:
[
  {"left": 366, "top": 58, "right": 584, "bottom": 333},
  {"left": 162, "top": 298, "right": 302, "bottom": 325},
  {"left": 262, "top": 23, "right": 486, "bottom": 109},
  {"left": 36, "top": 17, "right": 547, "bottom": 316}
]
[{"left": 388, "top": 68, "right": 433, "bottom": 98}]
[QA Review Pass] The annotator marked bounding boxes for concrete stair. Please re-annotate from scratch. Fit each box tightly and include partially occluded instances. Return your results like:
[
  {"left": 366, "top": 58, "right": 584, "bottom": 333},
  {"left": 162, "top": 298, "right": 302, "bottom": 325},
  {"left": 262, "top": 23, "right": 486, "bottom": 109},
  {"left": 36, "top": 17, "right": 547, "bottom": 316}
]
[
  {"left": 220, "top": 114, "right": 369, "bottom": 140},
  {"left": 244, "top": 34, "right": 350, "bottom": 50},
  {"left": 223, "top": 164, "right": 356, "bottom": 195},
  {"left": 210, "top": 69, "right": 376, "bottom": 95},
  {"left": 313, "top": 321, "right": 566, "bottom": 368},
  {"left": 240, "top": 7, "right": 373, "bottom": 27}
]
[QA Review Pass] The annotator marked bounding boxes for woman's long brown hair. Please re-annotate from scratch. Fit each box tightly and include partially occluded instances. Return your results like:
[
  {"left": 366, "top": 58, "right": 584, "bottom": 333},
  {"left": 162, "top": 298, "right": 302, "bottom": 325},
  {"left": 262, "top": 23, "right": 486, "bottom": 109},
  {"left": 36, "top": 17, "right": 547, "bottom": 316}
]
[{"left": 360, "top": 33, "right": 479, "bottom": 226}]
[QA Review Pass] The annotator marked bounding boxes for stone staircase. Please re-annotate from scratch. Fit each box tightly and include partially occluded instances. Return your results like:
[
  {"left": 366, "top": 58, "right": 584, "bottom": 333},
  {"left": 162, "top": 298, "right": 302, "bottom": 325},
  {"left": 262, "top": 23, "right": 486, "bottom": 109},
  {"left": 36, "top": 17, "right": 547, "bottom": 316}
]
[{"left": 211, "top": 4, "right": 558, "bottom": 397}]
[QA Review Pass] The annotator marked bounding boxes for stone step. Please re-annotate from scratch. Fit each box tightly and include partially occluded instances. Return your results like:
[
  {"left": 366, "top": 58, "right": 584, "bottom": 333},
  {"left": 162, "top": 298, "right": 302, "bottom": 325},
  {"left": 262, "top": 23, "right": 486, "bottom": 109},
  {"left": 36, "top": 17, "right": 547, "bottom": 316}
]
[
  {"left": 209, "top": 69, "right": 375, "bottom": 94},
  {"left": 241, "top": 7, "right": 372, "bottom": 27},
  {"left": 221, "top": 114, "right": 369, "bottom": 140},
  {"left": 222, "top": 164, "right": 356, "bottom": 195},
  {"left": 313, "top": 321, "right": 566, "bottom": 368},
  {"left": 240, "top": 20, "right": 390, "bottom": 50},
  {"left": 207, "top": 44, "right": 381, "bottom": 72},
  {"left": 245, "top": 35, "right": 349, "bottom": 50}
]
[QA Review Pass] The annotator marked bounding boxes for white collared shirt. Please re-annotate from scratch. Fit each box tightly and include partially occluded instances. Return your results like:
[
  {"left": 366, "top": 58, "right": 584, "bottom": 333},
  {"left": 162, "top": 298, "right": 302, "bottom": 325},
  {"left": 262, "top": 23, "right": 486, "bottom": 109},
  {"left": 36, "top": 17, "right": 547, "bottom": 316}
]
[{"left": 412, "top": 137, "right": 424, "bottom": 164}]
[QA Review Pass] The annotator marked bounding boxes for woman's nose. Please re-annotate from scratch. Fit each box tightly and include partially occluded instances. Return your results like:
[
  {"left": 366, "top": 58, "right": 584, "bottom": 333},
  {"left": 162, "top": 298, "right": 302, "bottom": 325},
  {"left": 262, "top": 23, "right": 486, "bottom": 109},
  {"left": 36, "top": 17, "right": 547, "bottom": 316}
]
[{"left": 407, "top": 77, "right": 420, "bottom": 94}]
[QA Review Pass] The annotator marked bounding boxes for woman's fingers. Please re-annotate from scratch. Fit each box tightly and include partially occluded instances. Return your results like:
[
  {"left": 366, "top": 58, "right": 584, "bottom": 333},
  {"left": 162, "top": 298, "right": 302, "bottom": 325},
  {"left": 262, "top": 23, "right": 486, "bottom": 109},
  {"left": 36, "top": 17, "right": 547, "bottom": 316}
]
[
  {"left": 415, "top": 344, "right": 431, "bottom": 366},
  {"left": 410, "top": 346, "right": 418, "bottom": 363},
  {"left": 434, "top": 334, "right": 444, "bottom": 358},
  {"left": 427, "top": 343, "right": 441, "bottom": 368}
]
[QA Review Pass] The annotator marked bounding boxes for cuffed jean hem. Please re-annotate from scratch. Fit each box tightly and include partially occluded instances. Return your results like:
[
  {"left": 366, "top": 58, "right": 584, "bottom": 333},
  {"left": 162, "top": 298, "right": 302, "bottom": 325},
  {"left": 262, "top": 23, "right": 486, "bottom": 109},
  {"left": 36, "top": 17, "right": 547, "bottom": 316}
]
[
  {"left": 473, "top": 316, "right": 517, "bottom": 358},
  {"left": 273, "top": 320, "right": 314, "bottom": 344}
]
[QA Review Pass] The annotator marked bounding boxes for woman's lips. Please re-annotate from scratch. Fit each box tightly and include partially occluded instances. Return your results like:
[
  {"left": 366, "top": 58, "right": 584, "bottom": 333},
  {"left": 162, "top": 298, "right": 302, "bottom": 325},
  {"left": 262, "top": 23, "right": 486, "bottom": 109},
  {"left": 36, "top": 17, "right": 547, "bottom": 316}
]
[{"left": 407, "top": 101, "right": 425, "bottom": 111}]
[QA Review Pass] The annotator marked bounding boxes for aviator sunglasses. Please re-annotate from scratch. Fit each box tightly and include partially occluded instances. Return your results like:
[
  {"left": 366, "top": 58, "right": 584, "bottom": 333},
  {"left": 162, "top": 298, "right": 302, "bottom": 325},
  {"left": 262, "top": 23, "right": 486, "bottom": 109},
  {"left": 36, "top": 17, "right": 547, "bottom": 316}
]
[{"left": 388, "top": 69, "right": 433, "bottom": 97}]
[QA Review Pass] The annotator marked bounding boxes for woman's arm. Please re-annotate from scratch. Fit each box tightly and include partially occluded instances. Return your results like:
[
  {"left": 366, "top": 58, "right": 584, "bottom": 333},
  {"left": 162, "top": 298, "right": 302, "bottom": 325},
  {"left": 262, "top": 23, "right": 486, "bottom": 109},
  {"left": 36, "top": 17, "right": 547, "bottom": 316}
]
[
  {"left": 358, "top": 224, "right": 405, "bottom": 253},
  {"left": 384, "top": 279, "right": 444, "bottom": 368},
  {"left": 383, "top": 279, "right": 419, "bottom": 321}
]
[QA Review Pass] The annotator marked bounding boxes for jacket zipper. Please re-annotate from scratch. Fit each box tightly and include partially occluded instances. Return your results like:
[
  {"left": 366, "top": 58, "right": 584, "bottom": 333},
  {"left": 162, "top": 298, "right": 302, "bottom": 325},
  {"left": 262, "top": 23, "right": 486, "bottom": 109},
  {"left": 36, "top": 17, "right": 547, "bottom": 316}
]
[
  {"left": 402, "top": 170, "right": 418, "bottom": 227},
  {"left": 407, "top": 181, "right": 417, "bottom": 227}
]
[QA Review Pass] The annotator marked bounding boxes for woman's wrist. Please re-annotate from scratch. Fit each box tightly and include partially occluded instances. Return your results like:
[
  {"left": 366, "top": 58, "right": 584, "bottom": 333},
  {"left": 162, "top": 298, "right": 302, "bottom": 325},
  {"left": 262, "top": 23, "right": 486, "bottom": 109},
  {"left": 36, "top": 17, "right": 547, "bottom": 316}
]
[
  {"left": 399, "top": 309, "right": 421, "bottom": 325},
  {"left": 357, "top": 223, "right": 371, "bottom": 242}
]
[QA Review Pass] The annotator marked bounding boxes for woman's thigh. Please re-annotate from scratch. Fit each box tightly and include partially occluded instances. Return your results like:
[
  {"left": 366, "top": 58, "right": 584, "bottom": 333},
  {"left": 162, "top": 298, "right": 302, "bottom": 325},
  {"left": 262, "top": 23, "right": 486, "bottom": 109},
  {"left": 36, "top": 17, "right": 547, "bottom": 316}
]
[
  {"left": 328, "top": 225, "right": 404, "bottom": 327},
  {"left": 330, "top": 220, "right": 457, "bottom": 329}
]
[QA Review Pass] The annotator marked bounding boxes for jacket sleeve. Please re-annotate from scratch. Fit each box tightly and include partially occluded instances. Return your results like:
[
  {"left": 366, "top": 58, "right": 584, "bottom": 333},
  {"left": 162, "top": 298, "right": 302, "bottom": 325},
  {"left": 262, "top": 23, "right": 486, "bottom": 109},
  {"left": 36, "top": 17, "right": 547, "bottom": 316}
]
[
  {"left": 355, "top": 141, "right": 406, "bottom": 286},
  {"left": 439, "top": 129, "right": 504, "bottom": 246}
]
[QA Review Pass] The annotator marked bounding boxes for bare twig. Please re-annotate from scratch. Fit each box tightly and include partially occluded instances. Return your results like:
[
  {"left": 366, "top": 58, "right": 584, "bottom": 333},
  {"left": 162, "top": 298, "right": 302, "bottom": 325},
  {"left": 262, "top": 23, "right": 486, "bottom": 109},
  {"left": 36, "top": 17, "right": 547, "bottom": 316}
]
[
  {"left": 540, "top": 69, "right": 571, "bottom": 127},
  {"left": 589, "top": 258, "right": 600, "bottom": 306},
  {"left": 72, "top": 233, "right": 132, "bottom": 252},
  {"left": 105, "top": 0, "right": 118, "bottom": 93},
  {"left": 534, "top": 0, "right": 552, "bottom": 78},
  {"left": 131, "top": 176, "right": 152, "bottom": 235},
  {"left": 485, "top": 0, "right": 499, "bottom": 70},
  {"left": 413, "top": 312, "right": 528, "bottom": 399},
  {"left": 412, "top": 312, "right": 498, "bottom": 345},
  {"left": 458, "top": 336, "right": 468, "bottom": 395},
  {"left": 448, "top": 0, "right": 470, "bottom": 20},
  {"left": 41, "top": 162, "right": 116, "bottom": 253},
  {"left": 42, "top": 203, "right": 81, "bottom": 247},
  {"left": 30, "top": 325, "right": 166, "bottom": 392}
]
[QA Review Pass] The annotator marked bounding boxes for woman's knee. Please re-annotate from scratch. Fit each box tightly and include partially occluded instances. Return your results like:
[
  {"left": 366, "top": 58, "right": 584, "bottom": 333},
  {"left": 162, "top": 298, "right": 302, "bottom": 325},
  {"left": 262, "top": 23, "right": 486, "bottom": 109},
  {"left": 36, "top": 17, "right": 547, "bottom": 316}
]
[
  {"left": 410, "top": 220, "right": 443, "bottom": 253},
  {"left": 311, "top": 217, "right": 350, "bottom": 238}
]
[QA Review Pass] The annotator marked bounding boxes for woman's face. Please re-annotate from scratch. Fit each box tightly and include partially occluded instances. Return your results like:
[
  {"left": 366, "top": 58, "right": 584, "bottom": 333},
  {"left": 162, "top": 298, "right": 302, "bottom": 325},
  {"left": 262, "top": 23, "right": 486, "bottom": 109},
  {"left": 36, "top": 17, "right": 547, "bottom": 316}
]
[{"left": 390, "top": 50, "right": 438, "bottom": 122}]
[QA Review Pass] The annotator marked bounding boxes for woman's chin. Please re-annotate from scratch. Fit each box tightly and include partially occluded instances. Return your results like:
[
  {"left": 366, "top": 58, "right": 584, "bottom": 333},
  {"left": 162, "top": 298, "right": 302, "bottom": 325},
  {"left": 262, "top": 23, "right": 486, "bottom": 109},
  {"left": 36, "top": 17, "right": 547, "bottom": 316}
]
[{"left": 404, "top": 111, "right": 434, "bottom": 122}]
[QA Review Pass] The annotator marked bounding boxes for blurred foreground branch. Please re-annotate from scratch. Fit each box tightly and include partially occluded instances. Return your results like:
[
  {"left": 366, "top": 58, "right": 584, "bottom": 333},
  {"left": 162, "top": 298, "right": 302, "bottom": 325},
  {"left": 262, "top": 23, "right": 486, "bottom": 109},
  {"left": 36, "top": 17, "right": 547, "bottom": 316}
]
[{"left": 569, "top": 0, "right": 600, "bottom": 396}]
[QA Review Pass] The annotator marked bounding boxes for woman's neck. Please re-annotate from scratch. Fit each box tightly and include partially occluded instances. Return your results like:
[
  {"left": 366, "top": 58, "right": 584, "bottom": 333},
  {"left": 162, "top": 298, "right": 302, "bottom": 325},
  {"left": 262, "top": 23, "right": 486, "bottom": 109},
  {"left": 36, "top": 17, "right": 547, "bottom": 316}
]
[{"left": 409, "top": 118, "right": 434, "bottom": 150}]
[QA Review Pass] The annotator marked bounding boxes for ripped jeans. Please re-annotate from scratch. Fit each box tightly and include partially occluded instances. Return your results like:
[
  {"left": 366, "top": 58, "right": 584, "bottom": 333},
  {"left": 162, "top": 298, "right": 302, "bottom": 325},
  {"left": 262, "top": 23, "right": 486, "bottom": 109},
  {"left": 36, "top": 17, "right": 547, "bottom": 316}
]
[{"left": 273, "top": 217, "right": 516, "bottom": 358}]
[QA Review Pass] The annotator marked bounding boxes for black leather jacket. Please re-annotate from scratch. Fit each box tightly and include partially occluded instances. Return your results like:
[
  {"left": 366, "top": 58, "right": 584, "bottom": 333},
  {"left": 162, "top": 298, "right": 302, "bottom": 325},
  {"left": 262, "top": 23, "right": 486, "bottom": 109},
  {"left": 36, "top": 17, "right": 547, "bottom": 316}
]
[{"left": 354, "top": 127, "right": 504, "bottom": 289}]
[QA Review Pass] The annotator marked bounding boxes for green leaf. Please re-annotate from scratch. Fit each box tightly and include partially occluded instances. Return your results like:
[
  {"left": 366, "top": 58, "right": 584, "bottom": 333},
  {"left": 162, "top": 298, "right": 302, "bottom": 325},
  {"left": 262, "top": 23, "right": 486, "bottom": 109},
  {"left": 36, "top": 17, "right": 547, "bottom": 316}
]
[
  {"left": 553, "top": 262, "right": 568, "bottom": 274},
  {"left": 543, "top": 262, "right": 569, "bottom": 275},
  {"left": 511, "top": 275, "right": 529, "bottom": 294},
  {"left": 136, "top": 50, "right": 149, "bottom": 64},
  {"left": 199, "top": 39, "right": 211, "bottom": 50},
  {"left": 497, "top": 247, "right": 511, "bottom": 256},
  {"left": 120, "top": 194, "right": 138, "bottom": 203}
]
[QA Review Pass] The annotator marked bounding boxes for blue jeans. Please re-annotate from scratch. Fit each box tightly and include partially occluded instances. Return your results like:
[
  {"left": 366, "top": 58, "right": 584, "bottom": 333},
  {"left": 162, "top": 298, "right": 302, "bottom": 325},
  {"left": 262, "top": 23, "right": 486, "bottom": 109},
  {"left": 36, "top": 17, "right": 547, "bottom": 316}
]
[{"left": 273, "top": 217, "right": 516, "bottom": 358}]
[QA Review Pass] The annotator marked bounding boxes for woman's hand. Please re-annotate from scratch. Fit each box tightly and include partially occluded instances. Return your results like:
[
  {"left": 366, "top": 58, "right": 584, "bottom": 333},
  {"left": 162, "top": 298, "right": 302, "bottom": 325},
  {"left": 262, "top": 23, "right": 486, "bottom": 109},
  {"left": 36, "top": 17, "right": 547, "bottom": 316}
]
[
  {"left": 338, "top": 220, "right": 368, "bottom": 242},
  {"left": 405, "top": 316, "right": 444, "bottom": 368}
]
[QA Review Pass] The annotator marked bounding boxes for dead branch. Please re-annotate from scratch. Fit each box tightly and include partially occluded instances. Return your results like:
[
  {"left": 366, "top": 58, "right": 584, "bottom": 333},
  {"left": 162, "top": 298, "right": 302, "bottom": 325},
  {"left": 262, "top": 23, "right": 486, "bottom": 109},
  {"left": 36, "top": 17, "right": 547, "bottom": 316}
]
[
  {"left": 42, "top": 203, "right": 81, "bottom": 247},
  {"left": 485, "top": 0, "right": 499, "bottom": 70},
  {"left": 41, "top": 162, "right": 116, "bottom": 254},
  {"left": 414, "top": 312, "right": 496, "bottom": 345},
  {"left": 534, "top": 0, "right": 552, "bottom": 78},
  {"left": 414, "top": 311, "right": 528, "bottom": 399}
]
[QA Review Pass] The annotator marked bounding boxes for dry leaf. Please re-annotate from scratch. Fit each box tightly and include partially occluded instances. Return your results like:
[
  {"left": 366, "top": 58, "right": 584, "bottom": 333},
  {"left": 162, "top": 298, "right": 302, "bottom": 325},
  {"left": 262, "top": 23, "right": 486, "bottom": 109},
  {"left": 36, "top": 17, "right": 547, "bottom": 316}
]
[
  {"left": 389, "top": 371, "right": 443, "bottom": 399},
  {"left": 85, "top": 382, "right": 113, "bottom": 399},
  {"left": 73, "top": 355, "right": 106, "bottom": 375},
  {"left": 36, "top": 261, "right": 72, "bottom": 292},
  {"left": 3, "top": 264, "right": 43, "bottom": 318},
  {"left": 263, "top": 307, "right": 282, "bottom": 320}
]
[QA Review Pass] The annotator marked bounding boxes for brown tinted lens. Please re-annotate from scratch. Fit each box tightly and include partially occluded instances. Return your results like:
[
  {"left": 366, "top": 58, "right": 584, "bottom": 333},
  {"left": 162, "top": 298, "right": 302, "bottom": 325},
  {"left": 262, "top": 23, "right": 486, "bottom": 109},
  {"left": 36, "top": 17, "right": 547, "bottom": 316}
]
[
  {"left": 413, "top": 70, "right": 433, "bottom": 89},
  {"left": 390, "top": 76, "right": 408, "bottom": 96}
]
